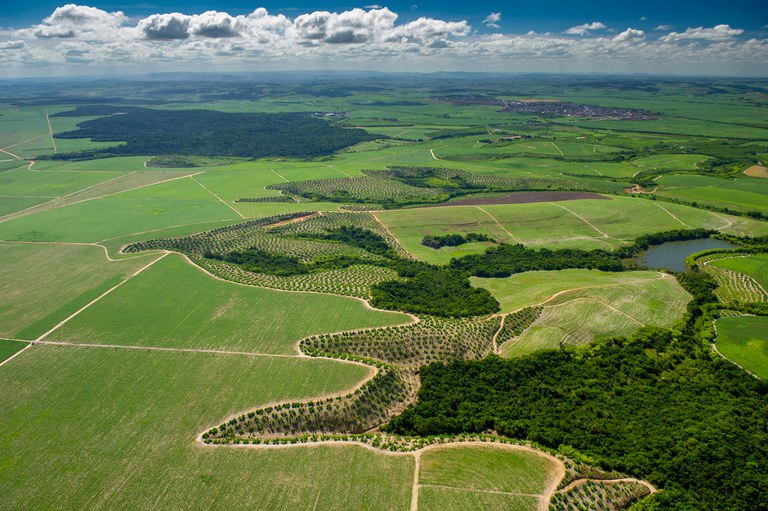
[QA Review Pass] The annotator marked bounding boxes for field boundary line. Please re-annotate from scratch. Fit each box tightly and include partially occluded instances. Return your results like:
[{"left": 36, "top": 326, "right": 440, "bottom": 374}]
[
  {"left": 34, "top": 251, "right": 169, "bottom": 342},
  {"left": 545, "top": 296, "right": 644, "bottom": 326},
  {"left": 475, "top": 205, "right": 522, "bottom": 243},
  {"left": 45, "top": 109, "right": 57, "bottom": 153},
  {"left": 491, "top": 314, "right": 505, "bottom": 354},
  {"left": 33, "top": 339, "right": 301, "bottom": 358},
  {"left": 550, "top": 141, "right": 564, "bottom": 156},
  {"left": 269, "top": 168, "right": 288, "bottom": 182},
  {"left": 0, "top": 170, "right": 137, "bottom": 223},
  {"left": 549, "top": 202, "right": 610, "bottom": 237},
  {"left": 652, "top": 202, "right": 690, "bottom": 227},
  {"left": 1, "top": 133, "right": 48, "bottom": 152},
  {"left": 190, "top": 175, "right": 245, "bottom": 218},
  {"left": 370, "top": 211, "right": 413, "bottom": 258},
  {"left": 0, "top": 341, "right": 32, "bottom": 368},
  {"left": 556, "top": 477, "right": 657, "bottom": 495},
  {"left": 410, "top": 451, "right": 421, "bottom": 511}
]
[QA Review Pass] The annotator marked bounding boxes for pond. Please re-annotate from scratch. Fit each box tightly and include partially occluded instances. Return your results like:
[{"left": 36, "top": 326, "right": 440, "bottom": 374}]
[{"left": 638, "top": 238, "right": 737, "bottom": 272}]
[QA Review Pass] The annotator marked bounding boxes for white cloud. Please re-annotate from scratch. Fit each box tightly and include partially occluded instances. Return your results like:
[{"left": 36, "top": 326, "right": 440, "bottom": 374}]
[
  {"left": 655, "top": 24, "right": 674, "bottom": 31},
  {"left": 0, "top": 6, "right": 766, "bottom": 76},
  {"left": 565, "top": 21, "right": 606, "bottom": 36},
  {"left": 25, "top": 4, "right": 127, "bottom": 40},
  {"left": 661, "top": 24, "right": 744, "bottom": 42},
  {"left": 613, "top": 28, "right": 645, "bottom": 42},
  {"left": 0, "top": 40, "right": 26, "bottom": 50},
  {"left": 139, "top": 13, "right": 190, "bottom": 40},
  {"left": 484, "top": 12, "right": 501, "bottom": 29}
]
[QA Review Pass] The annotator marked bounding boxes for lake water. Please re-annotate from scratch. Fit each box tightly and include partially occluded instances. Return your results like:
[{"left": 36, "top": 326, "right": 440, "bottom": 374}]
[{"left": 639, "top": 238, "right": 737, "bottom": 272}]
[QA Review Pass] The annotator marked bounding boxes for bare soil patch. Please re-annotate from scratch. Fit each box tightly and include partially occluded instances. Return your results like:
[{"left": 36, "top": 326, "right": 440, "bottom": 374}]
[
  {"left": 744, "top": 165, "right": 768, "bottom": 178},
  {"left": 439, "top": 191, "right": 610, "bottom": 207}
]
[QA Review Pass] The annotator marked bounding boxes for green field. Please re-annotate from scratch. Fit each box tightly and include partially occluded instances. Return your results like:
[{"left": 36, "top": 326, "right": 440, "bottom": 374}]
[
  {"left": 0, "top": 194, "right": 240, "bottom": 242},
  {"left": 474, "top": 271, "right": 690, "bottom": 357},
  {"left": 472, "top": 269, "right": 674, "bottom": 313},
  {"left": 416, "top": 445, "right": 557, "bottom": 511},
  {"left": 0, "top": 345, "right": 414, "bottom": 510},
  {"left": 710, "top": 254, "right": 768, "bottom": 290},
  {"left": 375, "top": 197, "right": 766, "bottom": 262},
  {"left": 656, "top": 175, "right": 768, "bottom": 214},
  {"left": 47, "top": 254, "right": 410, "bottom": 353},
  {"left": 0, "top": 339, "right": 27, "bottom": 363},
  {"left": 0, "top": 243, "right": 157, "bottom": 339},
  {"left": 716, "top": 316, "right": 768, "bottom": 379}
]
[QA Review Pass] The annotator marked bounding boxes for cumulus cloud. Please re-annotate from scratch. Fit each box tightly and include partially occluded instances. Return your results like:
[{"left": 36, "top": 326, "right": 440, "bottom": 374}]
[
  {"left": 613, "top": 28, "right": 645, "bottom": 42},
  {"left": 661, "top": 24, "right": 744, "bottom": 42},
  {"left": 27, "top": 4, "right": 126, "bottom": 40},
  {"left": 139, "top": 13, "right": 190, "bottom": 40},
  {"left": 0, "top": 40, "right": 26, "bottom": 50},
  {"left": 1, "top": 5, "right": 765, "bottom": 76},
  {"left": 565, "top": 21, "right": 606, "bottom": 36},
  {"left": 484, "top": 12, "right": 501, "bottom": 29}
]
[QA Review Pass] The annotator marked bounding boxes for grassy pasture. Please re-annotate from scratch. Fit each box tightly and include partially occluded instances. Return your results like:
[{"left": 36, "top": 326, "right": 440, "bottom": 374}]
[
  {"left": 710, "top": 254, "right": 768, "bottom": 290},
  {"left": 472, "top": 269, "right": 669, "bottom": 313},
  {"left": 0, "top": 345, "right": 413, "bottom": 510},
  {"left": 630, "top": 154, "right": 710, "bottom": 171},
  {"left": 656, "top": 175, "right": 768, "bottom": 214},
  {"left": 494, "top": 273, "right": 690, "bottom": 357},
  {"left": 0, "top": 242, "right": 156, "bottom": 339},
  {"left": 48, "top": 254, "right": 410, "bottom": 354},
  {"left": 0, "top": 339, "right": 28, "bottom": 363},
  {"left": 716, "top": 316, "right": 768, "bottom": 379}
]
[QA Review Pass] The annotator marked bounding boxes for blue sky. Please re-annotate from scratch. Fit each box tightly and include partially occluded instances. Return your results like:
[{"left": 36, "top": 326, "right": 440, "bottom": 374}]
[
  {"left": 0, "top": 2, "right": 766, "bottom": 77},
  {"left": 2, "top": 1, "right": 766, "bottom": 31}
]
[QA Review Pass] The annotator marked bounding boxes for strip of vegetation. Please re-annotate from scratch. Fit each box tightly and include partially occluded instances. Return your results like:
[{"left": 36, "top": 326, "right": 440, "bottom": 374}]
[
  {"left": 295, "top": 226, "right": 398, "bottom": 258},
  {"left": 49, "top": 108, "right": 378, "bottom": 160},
  {"left": 421, "top": 232, "right": 495, "bottom": 249}
]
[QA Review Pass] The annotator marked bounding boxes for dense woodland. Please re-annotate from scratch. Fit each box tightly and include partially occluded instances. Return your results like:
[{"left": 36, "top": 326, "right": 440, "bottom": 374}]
[
  {"left": 421, "top": 232, "right": 495, "bottom": 249},
  {"left": 387, "top": 255, "right": 768, "bottom": 510},
  {"left": 51, "top": 108, "right": 377, "bottom": 159}
]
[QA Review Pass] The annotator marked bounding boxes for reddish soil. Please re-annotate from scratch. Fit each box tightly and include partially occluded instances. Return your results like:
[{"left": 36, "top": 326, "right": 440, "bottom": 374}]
[{"left": 438, "top": 191, "right": 610, "bottom": 207}]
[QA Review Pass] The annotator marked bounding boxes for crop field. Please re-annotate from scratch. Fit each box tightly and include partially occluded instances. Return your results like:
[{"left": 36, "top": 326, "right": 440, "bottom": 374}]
[
  {"left": 702, "top": 254, "right": 768, "bottom": 304},
  {"left": 630, "top": 154, "right": 710, "bottom": 171},
  {"left": 472, "top": 269, "right": 673, "bottom": 313},
  {"left": 710, "top": 254, "right": 768, "bottom": 291},
  {"left": 0, "top": 242, "right": 157, "bottom": 339},
  {"left": 376, "top": 196, "right": 762, "bottom": 259},
  {"left": 416, "top": 445, "right": 558, "bottom": 511},
  {"left": 487, "top": 272, "right": 690, "bottom": 357},
  {"left": 0, "top": 345, "right": 414, "bottom": 510},
  {"left": 656, "top": 175, "right": 768, "bottom": 213},
  {"left": 715, "top": 316, "right": 768, "bottom": 379},
  {"left": 0, "top": 194, "right": 241, "bottom": 242},
  {"left": 0, "top": 339, "right": 27, "bottom": 363},
  {"left": 48, "top": 254, "right": 409, "bottom": 354}
]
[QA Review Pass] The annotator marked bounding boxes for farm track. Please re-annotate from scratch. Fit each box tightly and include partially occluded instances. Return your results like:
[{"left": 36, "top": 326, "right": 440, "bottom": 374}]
[
  {"left": 474, "top": 205, "right": 522, "bottom": 243},
  {"left": 652, "top": 202, "right": 690, "bottom": 227},
  {"left": 35, "top": 252, "right": 169, "bottom": 342},
  {"left": 371, "top": 211, "right": 412, "bottom": 257},
  {"left": 190, "top": 176, "right": 245, "bottom": 218}
]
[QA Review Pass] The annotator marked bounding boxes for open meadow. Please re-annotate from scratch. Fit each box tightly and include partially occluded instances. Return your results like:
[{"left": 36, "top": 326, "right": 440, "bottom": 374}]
[{"left": 716, "top": 316, "right": 768, "bottom": 379}]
